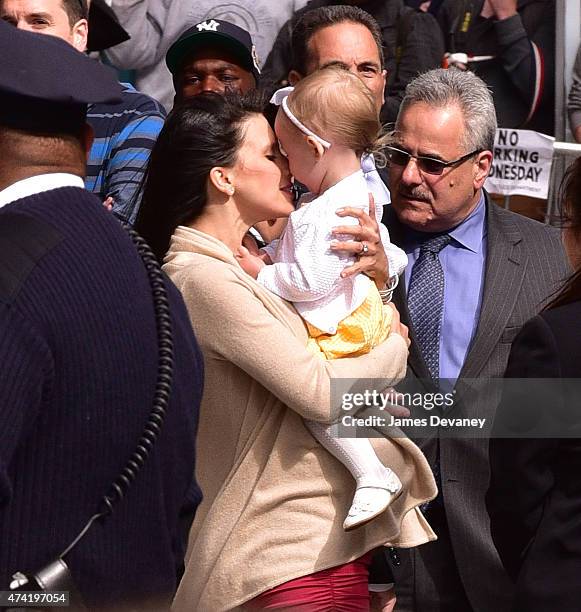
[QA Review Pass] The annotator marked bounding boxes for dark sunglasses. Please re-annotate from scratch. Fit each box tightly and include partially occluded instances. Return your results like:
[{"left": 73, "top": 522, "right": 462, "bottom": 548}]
[{"left": 385, "top": 146, "right": 481, "bottom": 176}]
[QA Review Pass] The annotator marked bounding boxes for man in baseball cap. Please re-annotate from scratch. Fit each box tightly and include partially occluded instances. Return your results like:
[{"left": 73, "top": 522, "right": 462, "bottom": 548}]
[{"left": 166, "top": 18, "right": 261, "bottom": 104}]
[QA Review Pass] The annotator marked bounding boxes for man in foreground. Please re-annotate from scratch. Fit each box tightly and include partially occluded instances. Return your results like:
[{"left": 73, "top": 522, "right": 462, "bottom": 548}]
[{"left": 0, "top": 22, "right": 203, "bottom": 609}]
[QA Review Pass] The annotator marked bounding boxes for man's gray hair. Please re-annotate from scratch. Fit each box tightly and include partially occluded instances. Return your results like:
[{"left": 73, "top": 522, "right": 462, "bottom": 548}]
[{"left": 399, "top": 69, "right": 497, "bottom": 152}]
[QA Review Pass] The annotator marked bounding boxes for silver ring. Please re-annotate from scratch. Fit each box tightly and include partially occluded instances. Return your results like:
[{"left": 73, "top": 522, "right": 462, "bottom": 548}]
[{"left": 361, "top": 242, "right": 369, "bottom": 255}]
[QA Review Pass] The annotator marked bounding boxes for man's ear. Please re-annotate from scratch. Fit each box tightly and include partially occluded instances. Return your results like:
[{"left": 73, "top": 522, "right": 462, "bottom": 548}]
[
  {"left": 172, "top": 76, "right": 182, "bottom": 105},
  {"left": 288, "top": 70, "right": 303, "bottom": 86},
  {"left": 474, "top": 150, "right": 493, "bottom": 188},
  {"left": 81, "top": 122, "right": 94, "bottom": 160},
  {"left": 306, "top": 136, "right": 325, "bottom": 162},
  {"left": 381, "top": 69, "right": 387, "bottom": 105},
  {"left": 209, "top": 166, "right": 236, "bottom": 197},
  {"left": 72, "top": 18, "right": 89, "bottom": 53}
]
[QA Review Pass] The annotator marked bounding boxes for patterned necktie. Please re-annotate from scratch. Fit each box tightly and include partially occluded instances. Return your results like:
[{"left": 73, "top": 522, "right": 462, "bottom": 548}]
[{"left": 407, "top": 234, "right": 452, "bottom": 380}]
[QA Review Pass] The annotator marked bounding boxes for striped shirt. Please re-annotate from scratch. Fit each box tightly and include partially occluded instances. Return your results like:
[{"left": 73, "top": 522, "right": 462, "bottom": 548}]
[{"left": 86, "top": 83, "right": 166, "bottom": 224}]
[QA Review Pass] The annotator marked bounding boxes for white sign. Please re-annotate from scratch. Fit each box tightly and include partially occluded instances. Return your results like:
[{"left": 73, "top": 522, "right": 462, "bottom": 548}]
[{"left": 485, "top": 128, "right": 555, "bottom": 199}]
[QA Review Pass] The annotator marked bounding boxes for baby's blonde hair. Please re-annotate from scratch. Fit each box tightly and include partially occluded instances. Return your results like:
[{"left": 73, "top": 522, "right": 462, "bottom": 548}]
[{"left": 287, "top": 66, "right": 386, "bottom": 159}]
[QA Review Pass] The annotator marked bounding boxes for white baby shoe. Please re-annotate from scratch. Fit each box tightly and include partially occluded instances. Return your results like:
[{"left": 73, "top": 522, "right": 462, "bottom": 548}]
[{"left": 343, "top": 470, "right": 402, "bottom": 531}]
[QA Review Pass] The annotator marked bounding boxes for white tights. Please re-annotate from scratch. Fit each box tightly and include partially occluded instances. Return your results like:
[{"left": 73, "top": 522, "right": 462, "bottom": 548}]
[{"left": 305, "top": 419, "right": 392, "bottom": 489}]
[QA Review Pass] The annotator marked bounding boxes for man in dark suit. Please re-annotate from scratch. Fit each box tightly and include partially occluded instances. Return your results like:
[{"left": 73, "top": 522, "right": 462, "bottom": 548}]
[{"left": 379, "top": 68, "right": 569, "bottom": 611}]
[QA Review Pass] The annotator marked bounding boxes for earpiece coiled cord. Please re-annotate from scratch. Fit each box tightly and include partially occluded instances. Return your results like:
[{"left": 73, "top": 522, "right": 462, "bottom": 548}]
[{"left": 60, "top": 226, "right": 174, "bottom": 559}]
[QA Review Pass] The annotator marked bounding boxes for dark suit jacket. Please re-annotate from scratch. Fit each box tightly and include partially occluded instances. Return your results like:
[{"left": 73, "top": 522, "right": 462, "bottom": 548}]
[
  {"left": 381, "top": 193, "right": 570, "bottom": 612},
  {"left": 487, "top": 300, "right": 581, "bottom": 612}
]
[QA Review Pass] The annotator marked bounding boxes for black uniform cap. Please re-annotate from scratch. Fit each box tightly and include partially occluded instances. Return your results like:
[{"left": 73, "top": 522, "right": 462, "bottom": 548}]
[{"left": 0, "top": 20, "right": 122, "bottom": 134}]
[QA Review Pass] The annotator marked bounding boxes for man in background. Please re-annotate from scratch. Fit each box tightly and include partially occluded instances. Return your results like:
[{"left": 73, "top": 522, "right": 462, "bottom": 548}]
[
  {"left": 165, "top": 19, "right": 260, "bottom": 105},
  {"left": 283, "top": 5, "right": 394, "bottom": 210},
  {"left": 106, "top": 0, "right": 309, "bottom": 111},
  {"left": 568, "top": 42, "right": 581, "bottom": 142},
  {"left": 263, "top": 0, "right": 444, "bottom": 124},
  {"left": 1, "top": 0, "right": 166, "bottom": 224},
  {"left": 437, "top": 0, "right": 555, "bottom": 135}
]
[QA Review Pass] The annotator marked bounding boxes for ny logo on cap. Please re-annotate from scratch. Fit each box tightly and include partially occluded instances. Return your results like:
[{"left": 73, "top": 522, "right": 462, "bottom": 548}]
[{"left": 197, "top": 20, "right": 220, "bottom": 32}]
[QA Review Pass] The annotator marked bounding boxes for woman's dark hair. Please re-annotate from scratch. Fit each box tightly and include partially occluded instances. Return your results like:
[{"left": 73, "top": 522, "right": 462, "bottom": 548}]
[
  {"left": 547, "top": 156, "right": 581, "bottom": 309},
  {"left": 135, "top": 91, "right": 266, "bottom": 263}
]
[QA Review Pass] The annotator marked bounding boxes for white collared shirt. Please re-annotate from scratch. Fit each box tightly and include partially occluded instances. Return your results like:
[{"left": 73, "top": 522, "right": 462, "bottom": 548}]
[
  {"left": 258, "top": 170, "right": 407, "bottom": 334},
  {"left": 0, "top": 173, "right": 85, "bottom": 210}
]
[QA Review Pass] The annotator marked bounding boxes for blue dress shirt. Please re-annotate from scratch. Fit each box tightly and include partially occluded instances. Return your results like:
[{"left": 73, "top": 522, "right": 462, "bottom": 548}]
[{"left": 403, "top": 193, "right": 487, "bottom": 382}]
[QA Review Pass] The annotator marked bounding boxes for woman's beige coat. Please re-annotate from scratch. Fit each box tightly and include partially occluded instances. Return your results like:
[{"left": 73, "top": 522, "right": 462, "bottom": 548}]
[{"left": 165, "top": 227, "right": 437, "bottom": 611}]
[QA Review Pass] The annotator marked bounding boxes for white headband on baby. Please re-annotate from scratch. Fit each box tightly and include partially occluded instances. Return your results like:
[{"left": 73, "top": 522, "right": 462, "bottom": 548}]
[{"left": 270, "top": 86, "right": 332, "bottom": 149}]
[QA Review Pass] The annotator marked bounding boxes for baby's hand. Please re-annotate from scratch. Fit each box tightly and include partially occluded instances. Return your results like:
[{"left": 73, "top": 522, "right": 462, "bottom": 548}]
[
  {"left": 236, "top": 245, "right": 266, "bottom": 279},
  {"left": 259, "top": 251, "right": 273, "bottom": 264}
]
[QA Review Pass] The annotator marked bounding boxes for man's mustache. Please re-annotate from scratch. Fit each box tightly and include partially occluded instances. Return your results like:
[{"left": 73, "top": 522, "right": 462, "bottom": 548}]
[{"left": 397, "top": 188, "right": 431, "bottom": 203}]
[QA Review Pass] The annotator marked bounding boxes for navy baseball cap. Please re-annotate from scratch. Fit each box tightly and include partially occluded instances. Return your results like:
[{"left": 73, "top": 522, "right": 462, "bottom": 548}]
[
  {"left": 0, "top": 20, "right": 122, "bottom": 133},
  {"left": 166, "top": 19, "right": 261, "bottom": 83}
]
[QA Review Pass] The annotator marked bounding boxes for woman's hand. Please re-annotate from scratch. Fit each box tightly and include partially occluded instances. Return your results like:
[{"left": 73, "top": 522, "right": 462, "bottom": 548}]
[
  {"left": 330, "top": 193, "right": 389, "bottom": 289},
  {"left": 241, "top": 232, "right": 261, "bottom": 255},
  {"left": 481, "top": 0, "right": 517, "bottom": 19},
  {"left": 235, "top": 245, "right": 266, "bottom": 279}
]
